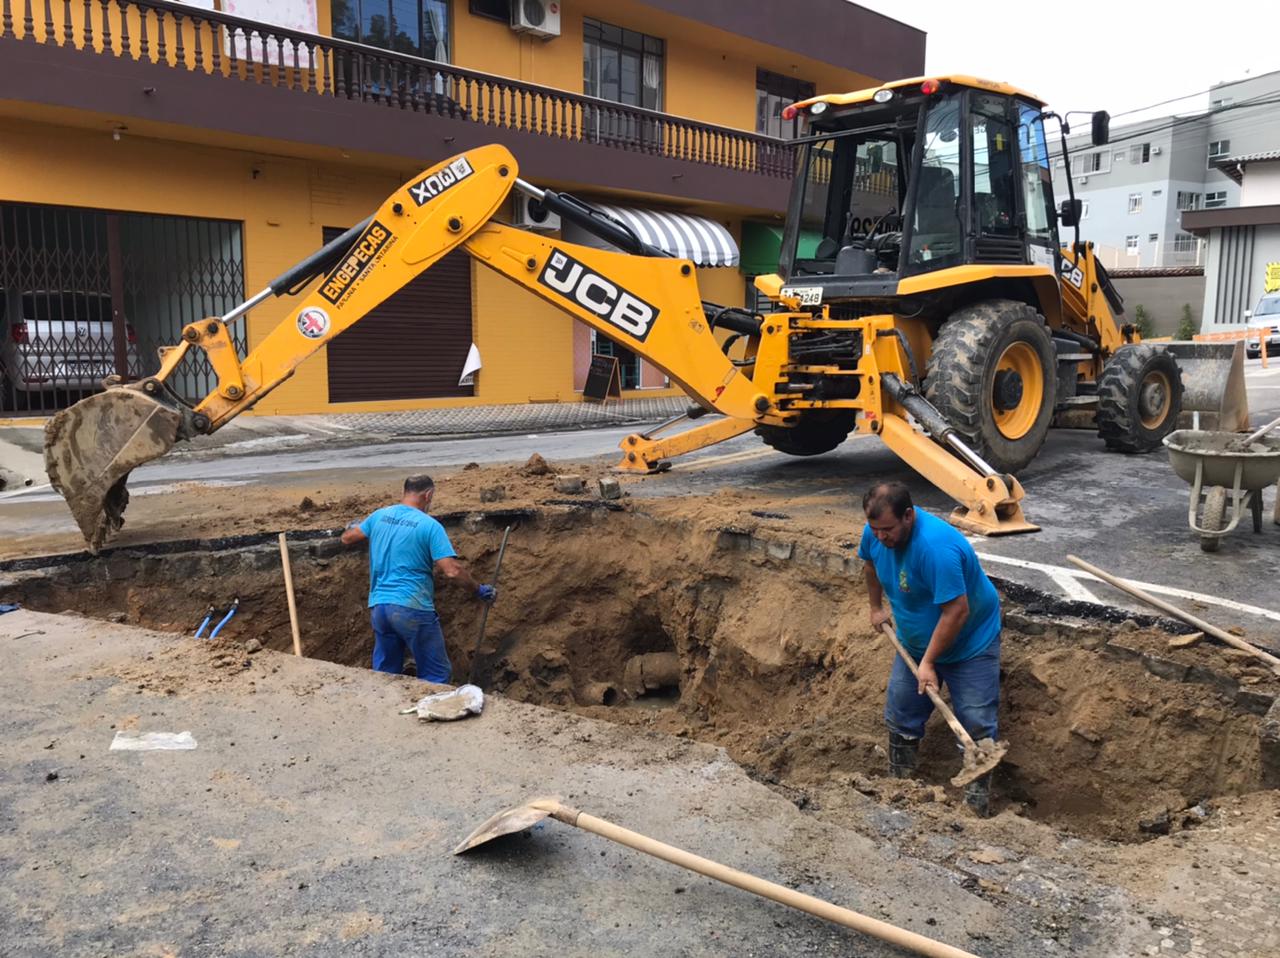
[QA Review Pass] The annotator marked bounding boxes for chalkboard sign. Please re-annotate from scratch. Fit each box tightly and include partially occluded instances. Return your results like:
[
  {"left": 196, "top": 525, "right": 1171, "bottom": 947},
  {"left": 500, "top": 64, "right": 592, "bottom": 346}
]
[{"left": 583, "top": 353, "right": 622, "bottom": 402}]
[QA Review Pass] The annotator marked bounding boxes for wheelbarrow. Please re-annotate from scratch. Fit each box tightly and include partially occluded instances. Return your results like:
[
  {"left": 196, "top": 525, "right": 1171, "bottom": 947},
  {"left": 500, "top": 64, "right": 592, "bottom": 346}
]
[{"left": 1164, "top": 417, "right": 1280, "bottom": 552}]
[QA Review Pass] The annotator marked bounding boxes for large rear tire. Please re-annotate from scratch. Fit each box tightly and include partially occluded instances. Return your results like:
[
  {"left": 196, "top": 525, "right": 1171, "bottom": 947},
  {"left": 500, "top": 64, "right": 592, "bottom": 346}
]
[
  {"left": 755, "top": 410, "right": 858, "bottom": 457},
  {"left": 1096, "top": 344, "right": 1183, "bottom": 453},
  {"left": 925, "top": 299, "right": 1057, "bottom": 475}
]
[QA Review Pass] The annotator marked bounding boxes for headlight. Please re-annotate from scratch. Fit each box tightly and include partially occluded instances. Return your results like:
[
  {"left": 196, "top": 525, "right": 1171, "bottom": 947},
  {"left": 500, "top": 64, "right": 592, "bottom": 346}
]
[{"left": 873, "top": 89, "right": 894, "bottom": 103}]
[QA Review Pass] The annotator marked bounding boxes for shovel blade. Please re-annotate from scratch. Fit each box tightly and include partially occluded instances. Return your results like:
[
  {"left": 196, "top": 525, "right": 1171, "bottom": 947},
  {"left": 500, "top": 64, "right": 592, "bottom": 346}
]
[
  {"left": 44, "top": 386, "right": 184, "bottom": 552},
  {"left": 452, "top": 797, "right": 562, "bottom": 855},
  {"left": 950, "top": 738, "right": 1009, "bottom": 788}
]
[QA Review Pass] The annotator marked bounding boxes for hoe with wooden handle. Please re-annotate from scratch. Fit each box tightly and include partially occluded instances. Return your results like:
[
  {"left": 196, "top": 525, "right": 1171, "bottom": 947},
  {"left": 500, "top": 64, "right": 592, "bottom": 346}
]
[
  {"left": 454, "top": 796, "right": 981, "bottom": 958},
  {"left": 877, "top": 623, "right": 1008, "bottom": 787}
]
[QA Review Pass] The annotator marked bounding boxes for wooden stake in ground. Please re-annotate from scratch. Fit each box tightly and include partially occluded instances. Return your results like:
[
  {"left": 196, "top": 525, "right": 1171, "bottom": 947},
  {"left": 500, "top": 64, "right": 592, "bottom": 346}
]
[
  {"left": 278, "top": 532, "right": 303, "bottom": 657},
  {"left": 1065, "top": 554, "right": 1280, "bottom": 676}
]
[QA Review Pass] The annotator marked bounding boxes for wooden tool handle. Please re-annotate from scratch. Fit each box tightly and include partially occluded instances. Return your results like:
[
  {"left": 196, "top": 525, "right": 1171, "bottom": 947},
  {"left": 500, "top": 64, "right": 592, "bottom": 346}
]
[
  {"left": 278, "top": 533, "right": 303, "bottom": 657},
  {"left": 561, "top": 807, "right": 980, "bottom": 958},
  {"left": 1240, "top": 413, "right": 1280, "bottom": 448},
  {"left": 877, "top": 623, "right": 977, "bottom": 749},
  {"left": 1066, "top": 555, "right": 1280, "bottom": 675}
]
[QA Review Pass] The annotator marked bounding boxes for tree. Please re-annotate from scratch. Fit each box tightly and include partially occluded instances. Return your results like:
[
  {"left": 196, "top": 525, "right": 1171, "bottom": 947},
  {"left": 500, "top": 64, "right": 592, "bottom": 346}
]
[
  {"left": 1133, "top": 304, "right": 1155, "bottom": 340},
  {"left": 1176, "top": 304, "right": 1198, "bottom": 341}
]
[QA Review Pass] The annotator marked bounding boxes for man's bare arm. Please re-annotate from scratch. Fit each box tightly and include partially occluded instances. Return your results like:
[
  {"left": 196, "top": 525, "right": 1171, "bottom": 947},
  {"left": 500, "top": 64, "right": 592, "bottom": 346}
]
[
  {"left": 341, "top": 524, "right": 367, "bottom": 547},
  {"left": 916, "top": 594, "right": 969, "bottom": 693},
  {"left": 434, "top": 556, "right": 482, "bottom": 595},
  {"left": 864, "top": 561, "right": 891, "bottom": 629}
]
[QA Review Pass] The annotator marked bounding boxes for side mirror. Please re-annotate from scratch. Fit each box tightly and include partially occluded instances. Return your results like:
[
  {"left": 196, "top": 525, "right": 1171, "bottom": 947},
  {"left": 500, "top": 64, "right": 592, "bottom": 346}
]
[
  {"left": 1091, "top": 111, "right": 1110, "bottom": 147},
  {"left": 1059, "top": 199, "right": 1082, "bottom": 228}
]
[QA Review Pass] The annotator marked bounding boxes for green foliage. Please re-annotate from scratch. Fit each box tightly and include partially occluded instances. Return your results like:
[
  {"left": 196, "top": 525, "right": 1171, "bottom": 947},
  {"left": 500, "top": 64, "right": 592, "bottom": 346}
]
[
  {"left": 1133, "top": 304, "right": 1155, "bottom": 339},
  {"left": 1176, "top": 303, "right": 1198, "bottom": 341}
]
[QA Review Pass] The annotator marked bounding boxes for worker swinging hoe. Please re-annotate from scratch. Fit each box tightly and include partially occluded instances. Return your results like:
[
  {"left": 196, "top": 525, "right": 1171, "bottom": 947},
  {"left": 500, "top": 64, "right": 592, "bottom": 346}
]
[{"left": 45, "top": 76, "right": 1246, "bottom": 552}]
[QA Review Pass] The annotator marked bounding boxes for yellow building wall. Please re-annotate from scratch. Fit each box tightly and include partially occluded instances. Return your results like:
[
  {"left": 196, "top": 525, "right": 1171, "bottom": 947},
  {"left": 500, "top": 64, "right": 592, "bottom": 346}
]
[{"left": 0, "top": 117, "right": 599, "bottom": 414}]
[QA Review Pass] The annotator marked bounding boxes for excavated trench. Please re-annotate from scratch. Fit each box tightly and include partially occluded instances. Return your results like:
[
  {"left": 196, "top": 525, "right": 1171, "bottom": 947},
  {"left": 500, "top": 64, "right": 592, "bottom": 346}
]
[{"left": 5, "top": 507, "right": 1274, "bottom": 842}]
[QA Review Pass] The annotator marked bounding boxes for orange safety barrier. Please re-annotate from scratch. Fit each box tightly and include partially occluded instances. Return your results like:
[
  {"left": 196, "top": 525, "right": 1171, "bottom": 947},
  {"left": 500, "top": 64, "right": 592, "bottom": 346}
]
[{"left": 1194, "top": 327, "right": 1271, "bottom": 367}]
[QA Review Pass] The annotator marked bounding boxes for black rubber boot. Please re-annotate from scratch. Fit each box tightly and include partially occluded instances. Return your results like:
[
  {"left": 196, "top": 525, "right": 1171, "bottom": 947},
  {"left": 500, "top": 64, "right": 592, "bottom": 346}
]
[
  {"left": 964, "top": 771, "right": 993, "bottom": 817},
  {"left": 888, "top": 732, "right": 919, "bottom": 779}
]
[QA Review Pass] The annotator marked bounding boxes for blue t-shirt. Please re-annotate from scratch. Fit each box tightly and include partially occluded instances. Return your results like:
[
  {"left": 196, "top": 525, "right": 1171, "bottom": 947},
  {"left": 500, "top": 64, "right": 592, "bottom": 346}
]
[
  {"left": 858, "top": 510, "right": 1000, "bottom": 663},
  {"left": 359, "top": 504, "right": 457, "bottom": 611}
]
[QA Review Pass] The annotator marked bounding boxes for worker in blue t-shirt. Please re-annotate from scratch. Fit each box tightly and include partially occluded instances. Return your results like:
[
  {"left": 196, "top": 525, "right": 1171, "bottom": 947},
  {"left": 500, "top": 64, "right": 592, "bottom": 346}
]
[
  {"left": 857, "top": 480, "right": 1002, "bottom": 816},
  {"left": 341, "top": 474, "right": 495, "bottom": 683}
]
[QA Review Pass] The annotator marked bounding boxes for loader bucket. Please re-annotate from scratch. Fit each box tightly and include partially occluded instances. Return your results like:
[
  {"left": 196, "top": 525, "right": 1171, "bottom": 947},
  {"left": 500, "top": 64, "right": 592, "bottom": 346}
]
[
  {"left": 1159, "top": 341, "right": 1249, "bottom": 432},
  {"left": 44, "top": 386, "right": 185, "bottom": 552}
]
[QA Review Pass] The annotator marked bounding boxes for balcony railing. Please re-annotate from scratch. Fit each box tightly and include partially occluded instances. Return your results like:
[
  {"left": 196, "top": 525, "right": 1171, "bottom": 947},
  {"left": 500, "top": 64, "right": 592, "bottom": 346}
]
[{"left": 0, "top": 0, "right": 796, "bottom": 179}]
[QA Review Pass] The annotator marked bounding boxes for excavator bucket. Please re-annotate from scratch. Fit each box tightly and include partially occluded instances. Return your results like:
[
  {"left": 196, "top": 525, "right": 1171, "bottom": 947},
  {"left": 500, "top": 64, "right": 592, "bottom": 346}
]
[
  {"left": 1160, "top": 341, "right": 1249, "bottom": 432},
  {"left": 44, "top": 386, "right": 185, "bottom": 551}
]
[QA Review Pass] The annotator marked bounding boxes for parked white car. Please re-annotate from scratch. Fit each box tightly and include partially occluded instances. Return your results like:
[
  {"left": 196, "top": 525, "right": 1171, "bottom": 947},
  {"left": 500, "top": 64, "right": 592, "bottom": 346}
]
[
  {"left": 0, "top": 289, "right": 140, "bottom": 392},
  {"left": 1246, "top": 292, "right": 1280, "bottom": 359}
]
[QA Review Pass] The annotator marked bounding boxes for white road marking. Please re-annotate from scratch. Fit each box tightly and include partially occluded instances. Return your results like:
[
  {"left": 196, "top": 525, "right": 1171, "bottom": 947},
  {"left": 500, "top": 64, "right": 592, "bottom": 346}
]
[
  {"left": 973, "top": 549, "right": 1280, "bottom": 623},
  {"left": 1048, "top": 569, "right": 1101, "bottom": 604},
  {"left": 681, "top": 446, "right": 777, "bottom": 471}
]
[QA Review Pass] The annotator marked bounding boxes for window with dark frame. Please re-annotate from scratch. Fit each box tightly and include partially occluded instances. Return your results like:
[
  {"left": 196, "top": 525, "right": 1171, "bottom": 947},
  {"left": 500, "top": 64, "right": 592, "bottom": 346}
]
[
  {"left": 582, "top": 18, "right": 665, "bottom": 150},
  {"left": 756, "top": 69, "right": 815, "bottom": 139},
  {"left": 469, "top": 0, "right": 510, "bottom": 22},
  {"left": 331, "top": 0, "right": 450, "bottom": 60}
]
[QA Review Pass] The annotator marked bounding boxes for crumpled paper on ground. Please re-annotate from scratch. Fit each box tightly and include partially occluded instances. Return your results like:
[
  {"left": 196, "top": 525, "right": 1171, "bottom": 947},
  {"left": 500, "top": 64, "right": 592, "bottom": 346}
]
[
  {"left": 110, "top": 731, "right": 198, "bottom": 751},
  {"left": 408, "top": 684, "right": 485, "bottom": 721}
]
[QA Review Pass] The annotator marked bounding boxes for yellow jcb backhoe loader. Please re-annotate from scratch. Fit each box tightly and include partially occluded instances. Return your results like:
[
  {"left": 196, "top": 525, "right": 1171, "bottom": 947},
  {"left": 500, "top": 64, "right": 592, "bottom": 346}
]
[{"left": 44, "top": 77, "right": 1245, "bottom": 552}]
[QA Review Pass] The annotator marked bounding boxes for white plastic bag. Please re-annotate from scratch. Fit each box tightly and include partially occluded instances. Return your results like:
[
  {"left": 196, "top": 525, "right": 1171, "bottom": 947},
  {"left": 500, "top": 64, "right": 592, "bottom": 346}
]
[{"left": 410, "top": 684, "right": 484, "bottom": 721}]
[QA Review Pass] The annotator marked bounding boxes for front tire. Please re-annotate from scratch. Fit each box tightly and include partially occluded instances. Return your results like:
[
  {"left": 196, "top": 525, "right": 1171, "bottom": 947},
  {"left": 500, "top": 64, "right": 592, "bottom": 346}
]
[
  {"left": 925, "top": 299, "right": 1057, "bottom": 474},
  {"left": 1096, "top": 344, "right": 1183, "bottom": 453}
]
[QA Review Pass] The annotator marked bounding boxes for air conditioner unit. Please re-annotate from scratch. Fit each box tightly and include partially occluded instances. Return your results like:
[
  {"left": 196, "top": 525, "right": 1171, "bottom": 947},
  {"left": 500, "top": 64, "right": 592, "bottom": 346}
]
[
  {"left": 1078, "top": 176, "right": 1089, "bottom": 185},
  {"left": 514, "top": 194, "right": 561, "bottom": 231},
  {"left": 1151, "top": 146, "right": 1162, "bottom": 155},
  {"left": 511, "top": 0, "right": 561, "bottom": 39}
]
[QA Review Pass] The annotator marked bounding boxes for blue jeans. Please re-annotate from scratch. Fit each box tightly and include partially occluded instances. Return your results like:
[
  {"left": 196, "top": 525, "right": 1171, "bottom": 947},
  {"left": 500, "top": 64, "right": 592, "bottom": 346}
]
[
  {"left": 884, "top": 634, "right": 1000, "bottom": 742},
  {"left": 371, "top": 604, "right": 451, "bottom": 683}
]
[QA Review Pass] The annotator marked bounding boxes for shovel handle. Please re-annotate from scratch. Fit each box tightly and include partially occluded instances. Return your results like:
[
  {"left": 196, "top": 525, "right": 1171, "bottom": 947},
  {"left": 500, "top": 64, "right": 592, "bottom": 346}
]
[
  {"left": 877, "top": 623, "right": 978, "bottom": 750},
  {"left": 556, "top": 805, "right": 980, "bottom": 958},
  {"left": 467, "top": 525, "right": 512, "bottom": 684}
]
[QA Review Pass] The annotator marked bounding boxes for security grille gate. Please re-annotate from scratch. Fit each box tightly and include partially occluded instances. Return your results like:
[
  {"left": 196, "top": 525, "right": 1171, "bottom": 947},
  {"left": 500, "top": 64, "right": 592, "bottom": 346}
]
[{"left": 0, "top": 203, "right": 245, "bottom": 415}]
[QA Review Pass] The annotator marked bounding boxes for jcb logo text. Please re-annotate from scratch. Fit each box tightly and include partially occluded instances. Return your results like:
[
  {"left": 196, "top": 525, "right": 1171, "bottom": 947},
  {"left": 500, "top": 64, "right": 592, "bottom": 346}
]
[{"left": 538, "top": 250, "right": 658, "bottom": 342}]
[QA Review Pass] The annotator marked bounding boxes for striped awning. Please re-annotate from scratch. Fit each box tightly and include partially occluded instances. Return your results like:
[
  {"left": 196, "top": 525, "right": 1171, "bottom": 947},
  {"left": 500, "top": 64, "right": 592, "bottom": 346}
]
[{"left": 573, "top": 204, "right": 739, "bottom": 268}]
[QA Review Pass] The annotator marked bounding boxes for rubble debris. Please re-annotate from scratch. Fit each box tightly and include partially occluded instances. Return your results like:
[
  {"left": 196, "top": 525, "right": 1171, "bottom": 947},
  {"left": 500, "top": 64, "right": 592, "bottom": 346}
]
[
  {"left": 479, "top": 486, "right": 507, "bottom": 503},
  {"left": 521, "top": 453, "right": 552, "bottom": 476},
  {"left": 598, "top": 477, "right": 623, "bottom": 501}
]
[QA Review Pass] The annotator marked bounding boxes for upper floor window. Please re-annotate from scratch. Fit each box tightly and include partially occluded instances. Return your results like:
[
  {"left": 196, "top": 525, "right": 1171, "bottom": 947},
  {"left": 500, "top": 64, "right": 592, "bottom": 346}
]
[
  {"left": 1205, "top": 190, "right": 1228, "bottom": 209},
  {"left": 1174, "top": 232, "right": 1199, "bottom": 253},
  {"left": 1130, "top": 142, "right": 1151, "bottom": 164},
  {"left": 1071, "top": 151, "right": 1108, "bottom": 176},
  {"left": 1208, "top": 139, "right": 1230, "bottom": 167},
  {"left": 1125, "top": 235, "right": 1139, "bottom": 255},
  {"left": 583, "top": 18, "right": 664, "bottom": 111},
  {"left": 1177, "top": 191, "right": 1202, "bottom": 211},
  {"left": 331, "top": 0, "right": 450, "bottom": 60},
  {"left": 756, "top": 69, "right": 815, "bottom": 139},
  {"left": 469, "top": 0, "right": 510, "bottom": 21},
  {"left": 1128, "top": 192, "right": 1143, "bottom": 214}
]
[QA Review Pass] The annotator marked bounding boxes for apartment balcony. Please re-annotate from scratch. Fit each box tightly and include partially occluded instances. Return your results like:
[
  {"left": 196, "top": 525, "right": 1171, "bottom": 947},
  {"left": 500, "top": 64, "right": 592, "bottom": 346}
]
[{"left": 0, "top": 0, "right": 796, "bottom": 210}]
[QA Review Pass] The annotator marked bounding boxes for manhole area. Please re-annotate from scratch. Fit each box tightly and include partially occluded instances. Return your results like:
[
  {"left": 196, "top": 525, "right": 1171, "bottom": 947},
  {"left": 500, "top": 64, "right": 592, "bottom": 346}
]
[{"left": 6, "top": 509, "right": 1270, "bottom": 842}]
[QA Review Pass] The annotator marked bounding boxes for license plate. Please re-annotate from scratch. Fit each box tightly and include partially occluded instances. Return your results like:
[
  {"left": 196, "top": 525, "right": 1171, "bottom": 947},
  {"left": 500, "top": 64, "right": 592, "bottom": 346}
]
[{"left": 780, "top": 286, "right": 823, "bottom": 306}]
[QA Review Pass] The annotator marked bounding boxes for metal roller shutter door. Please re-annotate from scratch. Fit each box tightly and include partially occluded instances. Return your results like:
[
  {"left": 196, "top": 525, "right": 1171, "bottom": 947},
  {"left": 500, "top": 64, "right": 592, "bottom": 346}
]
[{"left": 323, "top": 227, "right": 474, "bottom": 403}]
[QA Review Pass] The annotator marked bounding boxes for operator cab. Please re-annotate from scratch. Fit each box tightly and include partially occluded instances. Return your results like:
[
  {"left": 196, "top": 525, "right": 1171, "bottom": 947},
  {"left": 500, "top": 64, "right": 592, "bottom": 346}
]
[{"left": 776, "top": 77, "right": 1067, "bottom": 299}]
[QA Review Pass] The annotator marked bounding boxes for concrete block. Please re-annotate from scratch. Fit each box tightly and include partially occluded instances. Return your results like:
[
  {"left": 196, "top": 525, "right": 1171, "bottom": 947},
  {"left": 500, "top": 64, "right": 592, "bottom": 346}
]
[
  {"left": 1235, "top": 687, "right": 1276, "bottom": 716},
  {"left": 766, "top": 540, "right": 794, "bottom": 561},
  {"left": 715, "top": 529, "right": 751, "bottom": 552},
  {"left": 553, "top": 475, "right": 586, "bottom": 494},
  {"left": 597, "top": 477, "right": 623, "bottom": 501},
  {"left": 1260, "top": 698, "right": 1280, "bottom": 789},
  {"left": 479, "top": 485, "right": 506, "bottom": 503},
  {"left": 1141, "top": 652, "right": 1189, "bottom": 683},
  {"left": 309, "top": 538, "right": 344, "bottom": 559}
]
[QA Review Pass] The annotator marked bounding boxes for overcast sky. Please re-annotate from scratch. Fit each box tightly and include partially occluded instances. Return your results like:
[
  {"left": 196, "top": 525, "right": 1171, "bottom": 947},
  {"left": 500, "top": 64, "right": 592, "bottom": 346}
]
[{"left": 853, "top": 1, "right": 1280, "bottom": 129}]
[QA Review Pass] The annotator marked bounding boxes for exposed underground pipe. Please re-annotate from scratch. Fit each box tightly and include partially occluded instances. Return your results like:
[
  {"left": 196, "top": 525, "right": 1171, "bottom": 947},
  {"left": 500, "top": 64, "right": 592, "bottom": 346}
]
[{"left": 622, "top": 652, "right": 681, "bottom": 698}]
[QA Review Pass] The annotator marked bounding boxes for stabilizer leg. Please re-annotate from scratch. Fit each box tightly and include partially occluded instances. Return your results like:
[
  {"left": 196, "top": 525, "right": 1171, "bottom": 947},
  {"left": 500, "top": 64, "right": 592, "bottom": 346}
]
[{"left": 617, "top": 415, "right": 756, "bottom": 473}]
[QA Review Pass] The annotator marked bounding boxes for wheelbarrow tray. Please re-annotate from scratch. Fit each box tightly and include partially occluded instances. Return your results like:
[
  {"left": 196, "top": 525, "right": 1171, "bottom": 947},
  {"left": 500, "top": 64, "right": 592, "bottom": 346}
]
[{"left": 1164, "top": 430, "right": 1280, "bottom": 491}]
